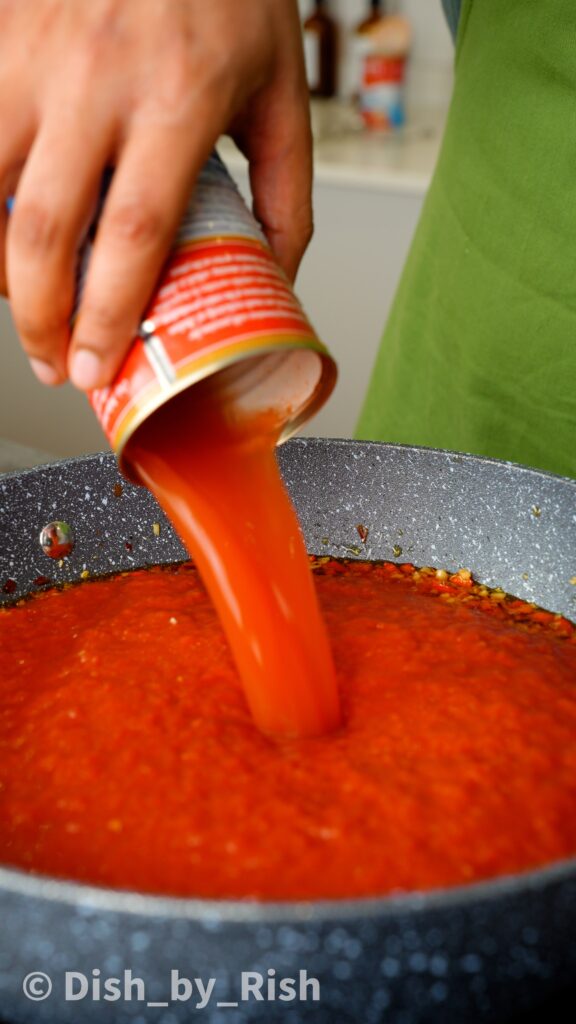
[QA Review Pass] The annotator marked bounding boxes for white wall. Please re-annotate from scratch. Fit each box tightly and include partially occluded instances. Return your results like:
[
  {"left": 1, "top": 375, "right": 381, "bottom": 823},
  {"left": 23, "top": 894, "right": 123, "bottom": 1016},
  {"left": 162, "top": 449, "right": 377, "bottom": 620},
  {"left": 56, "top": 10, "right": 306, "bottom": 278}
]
[{"left": 295, "top": 180, "right": 424, "bottom": 439}]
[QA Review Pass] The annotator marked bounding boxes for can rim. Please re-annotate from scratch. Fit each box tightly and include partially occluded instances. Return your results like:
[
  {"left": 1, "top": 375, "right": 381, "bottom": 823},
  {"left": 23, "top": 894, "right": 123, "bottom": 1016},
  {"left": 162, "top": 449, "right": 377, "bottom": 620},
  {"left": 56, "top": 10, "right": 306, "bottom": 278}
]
[{"left": 117, "top": 341, "right": 337, "bottom": 483}]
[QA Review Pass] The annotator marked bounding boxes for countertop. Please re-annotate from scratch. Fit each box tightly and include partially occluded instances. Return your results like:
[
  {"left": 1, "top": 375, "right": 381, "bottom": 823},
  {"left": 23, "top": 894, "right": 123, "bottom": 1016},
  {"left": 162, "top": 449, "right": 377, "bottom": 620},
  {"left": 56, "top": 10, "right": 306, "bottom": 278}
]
[{"left": 218, "top": 105, "right": 446, "bottom": 195}]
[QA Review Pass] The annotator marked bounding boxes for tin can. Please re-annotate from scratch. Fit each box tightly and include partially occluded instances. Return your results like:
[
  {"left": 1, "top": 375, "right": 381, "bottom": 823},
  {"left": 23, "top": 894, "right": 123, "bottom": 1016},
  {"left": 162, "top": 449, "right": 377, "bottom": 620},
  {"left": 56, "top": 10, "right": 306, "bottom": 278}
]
[{"left": 82, "top": 152, "right": 337, "bottom": 479}]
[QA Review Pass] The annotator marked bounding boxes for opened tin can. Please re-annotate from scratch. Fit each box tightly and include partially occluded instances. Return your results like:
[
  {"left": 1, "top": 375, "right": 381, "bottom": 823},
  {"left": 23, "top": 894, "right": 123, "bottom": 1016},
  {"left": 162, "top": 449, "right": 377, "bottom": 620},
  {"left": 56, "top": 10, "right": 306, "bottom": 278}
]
[{"left": 84, "top": 152, "right": 336, "bottom": 479}]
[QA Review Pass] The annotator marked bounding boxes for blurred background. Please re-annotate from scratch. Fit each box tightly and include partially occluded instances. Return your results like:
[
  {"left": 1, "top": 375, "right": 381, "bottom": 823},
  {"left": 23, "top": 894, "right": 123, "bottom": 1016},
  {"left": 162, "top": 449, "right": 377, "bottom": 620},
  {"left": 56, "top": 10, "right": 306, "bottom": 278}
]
[{"left": 0, "top": 0, "right": 453, "bottom": 461}]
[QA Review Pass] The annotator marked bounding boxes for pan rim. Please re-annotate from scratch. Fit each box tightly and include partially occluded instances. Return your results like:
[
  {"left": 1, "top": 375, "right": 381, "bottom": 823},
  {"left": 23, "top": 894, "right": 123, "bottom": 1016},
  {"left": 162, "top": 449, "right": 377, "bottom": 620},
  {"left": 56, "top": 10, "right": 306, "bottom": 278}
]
[
  {"left": 1, "top": 438, "right": 576, "bottom": 487},
  {"left": 0, "top": 853, "right": 575, "bottom": 922}
]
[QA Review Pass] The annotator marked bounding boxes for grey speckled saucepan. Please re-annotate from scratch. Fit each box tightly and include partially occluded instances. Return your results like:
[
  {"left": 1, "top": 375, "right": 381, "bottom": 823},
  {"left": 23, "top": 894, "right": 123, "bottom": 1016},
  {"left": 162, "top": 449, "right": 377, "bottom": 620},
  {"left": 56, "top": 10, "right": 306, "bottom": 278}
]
[{"left": 0, "top": 439, "right": 575, "bottom": 1024}]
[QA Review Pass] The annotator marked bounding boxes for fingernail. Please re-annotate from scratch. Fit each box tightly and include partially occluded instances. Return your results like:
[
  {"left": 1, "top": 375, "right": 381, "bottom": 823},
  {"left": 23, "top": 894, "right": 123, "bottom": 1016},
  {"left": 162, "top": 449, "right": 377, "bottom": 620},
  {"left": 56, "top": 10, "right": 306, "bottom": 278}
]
[
  {"left": 30, "top": 358, "right": 61, "bottom": 387},
  {"left": 70, "top": 349, "right": 102, "bottom": 390}
]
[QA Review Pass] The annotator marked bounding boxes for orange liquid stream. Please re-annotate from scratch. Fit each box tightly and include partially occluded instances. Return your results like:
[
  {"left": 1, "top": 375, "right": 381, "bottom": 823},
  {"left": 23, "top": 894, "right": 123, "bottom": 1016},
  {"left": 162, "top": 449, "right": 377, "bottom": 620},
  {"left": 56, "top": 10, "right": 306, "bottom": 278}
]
[{"left": 126, "top": 384, "right": 341, "bottom": 739}]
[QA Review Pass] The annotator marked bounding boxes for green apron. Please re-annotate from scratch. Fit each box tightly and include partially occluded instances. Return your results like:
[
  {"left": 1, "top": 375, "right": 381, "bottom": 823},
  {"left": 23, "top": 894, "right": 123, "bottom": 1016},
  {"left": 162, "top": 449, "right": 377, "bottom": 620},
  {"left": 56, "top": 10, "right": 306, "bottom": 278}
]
[{"left": 356, "top": 0, "right": 576, "bottom": 478}]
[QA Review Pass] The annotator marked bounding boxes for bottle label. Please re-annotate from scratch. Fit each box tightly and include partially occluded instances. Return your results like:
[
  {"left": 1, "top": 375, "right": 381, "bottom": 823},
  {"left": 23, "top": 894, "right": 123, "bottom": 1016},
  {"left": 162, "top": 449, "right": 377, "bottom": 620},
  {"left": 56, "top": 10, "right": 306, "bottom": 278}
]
[{"left": 359, "top": 55, "right": 406, "bottom": 130}]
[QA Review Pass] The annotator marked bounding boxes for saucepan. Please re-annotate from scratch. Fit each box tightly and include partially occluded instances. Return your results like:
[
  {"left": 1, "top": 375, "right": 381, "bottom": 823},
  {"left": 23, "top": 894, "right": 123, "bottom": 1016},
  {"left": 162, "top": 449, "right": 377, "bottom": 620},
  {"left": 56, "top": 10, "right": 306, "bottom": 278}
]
[{"left": 0, "top": 438, "right": 575, "bottom": 1024}]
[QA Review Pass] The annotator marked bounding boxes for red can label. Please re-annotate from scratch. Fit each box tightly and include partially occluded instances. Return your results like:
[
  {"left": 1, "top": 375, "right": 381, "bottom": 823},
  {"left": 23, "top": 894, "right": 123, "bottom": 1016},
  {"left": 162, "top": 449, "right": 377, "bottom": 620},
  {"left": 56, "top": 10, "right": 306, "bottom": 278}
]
[{"left": 87, "top": 153, "right": 334, "bottom": 459}]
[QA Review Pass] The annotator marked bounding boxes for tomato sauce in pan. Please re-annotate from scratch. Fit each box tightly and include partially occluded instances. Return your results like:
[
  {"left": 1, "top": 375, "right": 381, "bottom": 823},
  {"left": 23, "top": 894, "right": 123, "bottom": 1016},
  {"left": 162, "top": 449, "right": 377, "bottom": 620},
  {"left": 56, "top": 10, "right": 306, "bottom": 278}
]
[{"left": 1, "top": 559, "right": 575, "bottom": 900}]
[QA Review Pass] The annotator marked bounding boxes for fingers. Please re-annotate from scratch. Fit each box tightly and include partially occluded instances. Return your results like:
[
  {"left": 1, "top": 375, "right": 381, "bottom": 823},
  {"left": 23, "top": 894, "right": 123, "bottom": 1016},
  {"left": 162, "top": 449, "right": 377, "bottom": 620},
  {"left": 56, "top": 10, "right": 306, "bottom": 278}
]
[
  {"left": 233, "top": 25, "right": 314, "bottom": 283},
  {"left": 239, "top": 87, "right": 313, "bottom": 284},
  {"left": 258, "top": 141, "right": 313, "bottom": 283},
  {"left": 69, "top": 119, "right": 220, "bottom": 391},
  {"left": 6, "top": 118, "right": 113, "bottom": 385},
  {"left": 0, "top": 205, "right": 6, "bottom": 296},
  {"left": 0, "top": 107, "right": 36, "bottom": 299},
  {"left": 0, "top": 165, "right": 20, "bottom": 300}
]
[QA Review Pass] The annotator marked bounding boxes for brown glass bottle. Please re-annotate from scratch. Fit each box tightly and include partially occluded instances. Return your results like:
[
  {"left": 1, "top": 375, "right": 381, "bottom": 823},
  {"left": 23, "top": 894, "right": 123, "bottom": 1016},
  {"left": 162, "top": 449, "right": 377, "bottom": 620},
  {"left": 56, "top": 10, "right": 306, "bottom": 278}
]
[
  {"left": 303, "top": 0, "right": 337, "bottom": 98},
  {"left": 351, "top": 0, "right": 386, "bottom": 104}
]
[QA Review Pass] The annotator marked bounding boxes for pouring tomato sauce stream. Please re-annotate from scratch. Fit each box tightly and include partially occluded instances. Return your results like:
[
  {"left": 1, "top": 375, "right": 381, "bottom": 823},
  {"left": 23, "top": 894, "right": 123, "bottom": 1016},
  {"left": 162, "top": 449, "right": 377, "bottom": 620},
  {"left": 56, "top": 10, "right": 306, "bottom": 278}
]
[{"left": 125, "top": 380, "right": 341, "bottom": 739}]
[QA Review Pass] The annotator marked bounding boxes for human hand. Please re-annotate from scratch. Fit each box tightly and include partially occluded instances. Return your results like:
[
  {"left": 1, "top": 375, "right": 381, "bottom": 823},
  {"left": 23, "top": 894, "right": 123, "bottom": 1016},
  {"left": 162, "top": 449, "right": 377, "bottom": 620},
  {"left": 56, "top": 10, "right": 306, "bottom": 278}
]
[{"left": 0, "top": 0, "right": 312, "bottom": 390}]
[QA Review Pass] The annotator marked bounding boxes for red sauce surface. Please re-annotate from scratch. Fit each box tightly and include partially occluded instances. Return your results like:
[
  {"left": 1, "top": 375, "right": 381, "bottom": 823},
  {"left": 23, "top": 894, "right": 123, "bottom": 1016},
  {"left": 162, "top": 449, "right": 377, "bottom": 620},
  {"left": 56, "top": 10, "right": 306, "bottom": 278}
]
[{"left": 1, "top": 560, "right": 575, "bottom": 900}]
